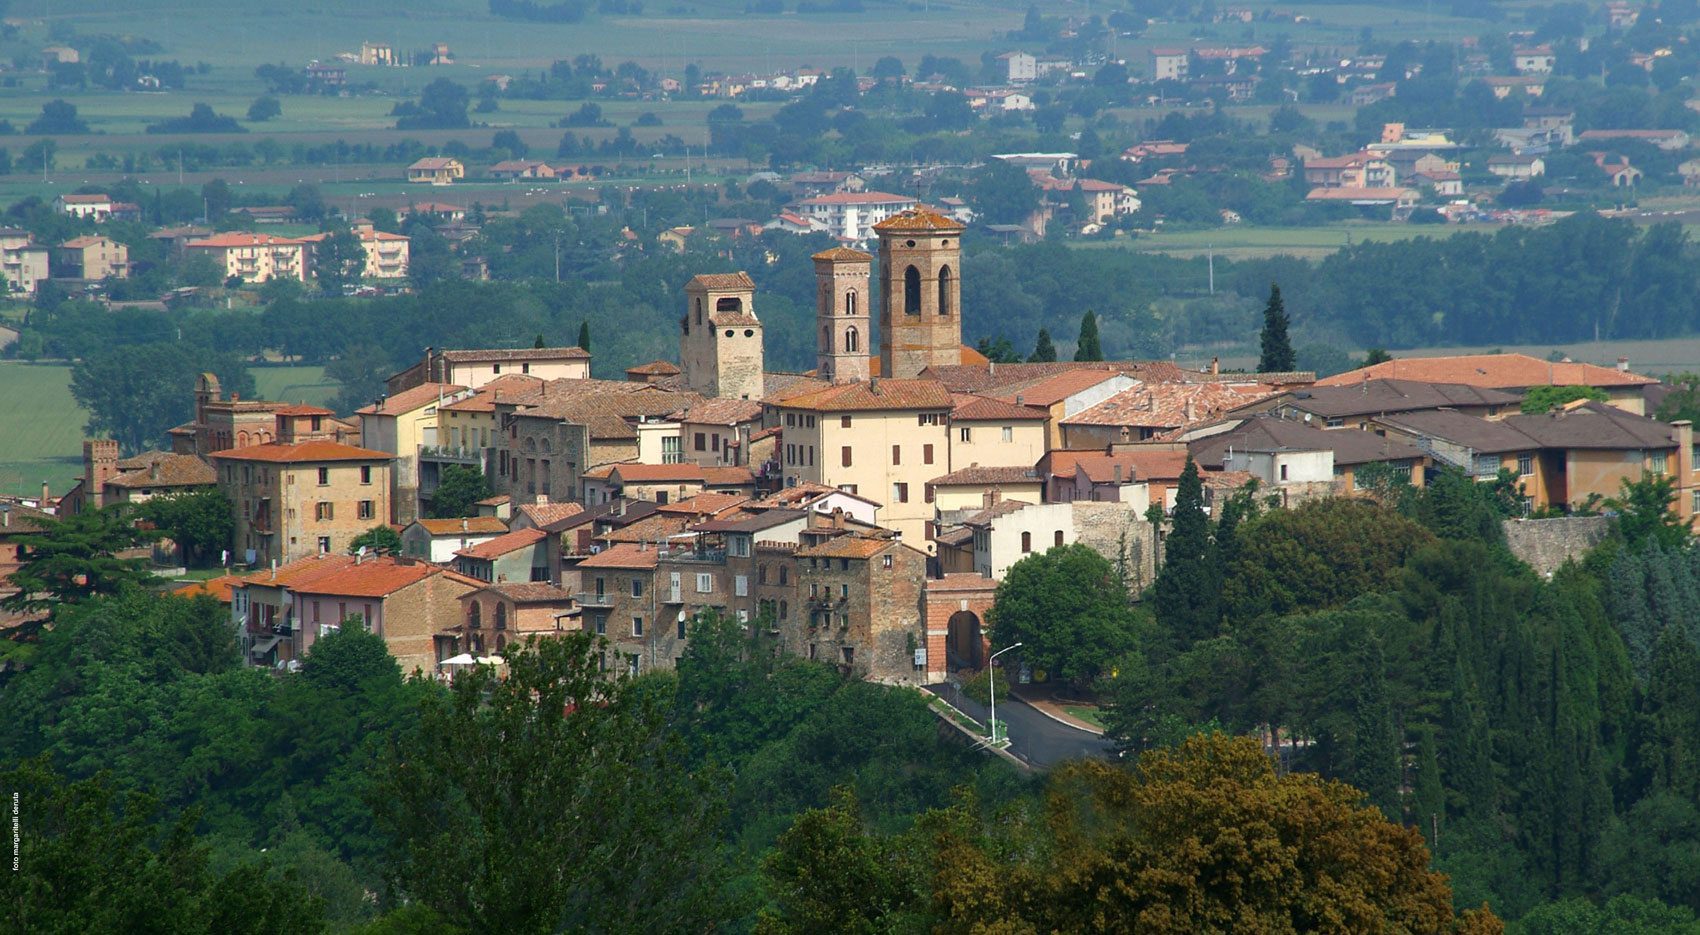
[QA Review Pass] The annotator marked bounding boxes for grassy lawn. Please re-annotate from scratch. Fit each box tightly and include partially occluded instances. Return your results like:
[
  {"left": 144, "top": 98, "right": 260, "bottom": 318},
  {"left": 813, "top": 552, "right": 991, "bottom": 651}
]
[
  {"left": 0, "top": 362, "right": 334, "bottom": 499},
  {"left": 1079, "top": 222, "right": 1501, "bottom": 261},
  {"left": 0, "top": 362, "right": 85, "bottom": 499},
  {"left": 1063, "top": 705, "right": 1107, "bottom": 730}
]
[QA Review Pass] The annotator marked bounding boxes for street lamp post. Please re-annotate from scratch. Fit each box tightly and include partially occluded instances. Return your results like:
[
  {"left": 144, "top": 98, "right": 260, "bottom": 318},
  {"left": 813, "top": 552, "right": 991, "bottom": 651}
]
[{"left": 987, "top": 642, "right": 1023, "bottom": 747}]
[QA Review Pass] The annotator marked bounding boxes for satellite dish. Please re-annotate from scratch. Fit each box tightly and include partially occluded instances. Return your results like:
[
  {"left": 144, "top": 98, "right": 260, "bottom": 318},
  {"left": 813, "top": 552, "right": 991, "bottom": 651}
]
[
  {"left": 677, "top": 610, "right": 686, "bottom": 622},
  {"left": 357, "top": 546, "right": 368, "bottom": 556}
]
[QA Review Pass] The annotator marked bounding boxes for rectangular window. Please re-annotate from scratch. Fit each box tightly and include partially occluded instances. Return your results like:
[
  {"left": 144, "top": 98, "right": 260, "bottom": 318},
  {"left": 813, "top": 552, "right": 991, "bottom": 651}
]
[
  {"left": 594, "top": 614, "right": 607, "bottom": 635},
  {"left": 841, "top": 415, "right": 852, "bottom": 428},
  {"left": 1002, "top": 426, "right": 1013, "bottom": 442},
  {"left": 360, "top": 465, "right": 372, "bottom": 485},
  {"left": 1325, "top": 418, "right": 1344, "bottom": 429},
  {"left": 631, "top": 578, "right": 643, "bottom": 598},
  {"left": 1517, "top": 454, "right": 1533, "bottom": 476},
  {"left": 891, "top": 444, "right": 901, "bottom": 465},
  {"left": 696, "top": 573, "right": 714, "bottom": 594},
  {"left": 786, "top": 413, "right": 795, "bottom": 427},
  {"left": 735, "top": 574, "right": 748, "bottom": 596},
  {"left": 882, "top": 555, "right": 893, "bottom": 569},
  {"left": 632, "top": 616, "right": 644, "bottom": 637},
  {"left": 678, "top": 617, "right": 687, "bottom": 640},
  {"left": 317, "top": 466, "right": 330, "bottom": 486},
  {"left": 840, "top": 583, "right": 849, "bottom": 598},
  {"left": 711, "top": 435, "right": 720, "bottom": 452},
  {"left": 694, "top": 432, "right": 706, "bottom": 451},
  {"left": 315, "top": 502, "right": 334, "bottom": 521},
  {"left": 358, "top": 500, "right": 374, "bottom": 520},
  {"left": 959, "top": 427, "right": 971, "bottom": 442},
  {"left": 1279, "top": 464, "right": 1289, "bottom": 481},
  {"left": 317, "top": 536, "right": 331, "bottom": 554},
  {"left": 1651, "top": 450, "right": 1669, "bottom": 474},
  {"left": 841, "top": 446, "right": 852, "bottom": 467},
  {"left": 893, "top": 482, "right": 908, "bottom": 503},
  {"left": 923, "top": 443, "right": 934, "bottom": 464}
]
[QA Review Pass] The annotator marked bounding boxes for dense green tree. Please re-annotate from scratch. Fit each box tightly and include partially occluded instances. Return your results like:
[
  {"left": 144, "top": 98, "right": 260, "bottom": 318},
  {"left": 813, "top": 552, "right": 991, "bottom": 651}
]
[
  {"left": 70, "top": 343, "right": 255, "bottom": 455},
  {"left": 26, "top": 98, "right": 89, "bottom": 134},
  {"left": 1222, "top": 498, "right": 1435, "bottom": 623},
  {"left": 1258, "top": 283, "right": 1295, "bottom": 372},
  {"left": 1611, "top": 474, "right": 1691, "bottom": 552},
  {"left": 1152, "top": 457, "right": 1219, "bottom": 646},
  {"left": 393, "top": 79, "right": 471, "bottom": 129},
  {"left": 1520, "top": 385, "right": 1609, "bottom": 413},
  {"left": 577, "top": 319, "right": 591, "bottom": 352},
  {"left": 757, "top": 787, "right": 931, "bottom": 934},
  {"left": 372, "top": 632, "right": 732, "bottom": 931},
  {"left": 1, "top": 506, "right": 155, "bottom": 612},
  {"left": 348, "top": 525, "right": 402, "bottom": 555},
  {"left": 1027, "top": 327, "right": 1057, "bottom": 362},
  {"left": 139, "top": 487, "right": 235, "bottom": 566},
  {"left": 428, "top": 465, "right": 494, "bottom": 518},
  {"left": 1072, "top": 310, "right": 1102, "bottom": 361},
  {"left": 246, "top": 95, "right": 282, "bottom": 122},
  {"left": 313, "top": 224, "right": 368, "bottom": 296},
  {"left": 990, "top": 544, "right": 1137, "bottom": 687},
  {"left": 974, "top": 336, "right": 1021, "bottom": 363},
  {"left": 964, "top": 157, "right": 1040, "bottom": 226}
]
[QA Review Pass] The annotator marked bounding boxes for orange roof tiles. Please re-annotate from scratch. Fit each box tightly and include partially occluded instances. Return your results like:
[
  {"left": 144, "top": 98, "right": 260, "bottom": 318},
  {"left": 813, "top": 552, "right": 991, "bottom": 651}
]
[
  {"left": 625, "top": 360, "right": 682, "bottom": 375},
  {"left": 516, "top": 501, "right": 584, "bottom": 527},
  {"left": 1061, "top": 382, "right": 1278, "bottom": 429},
  {"left": 290, "top": 559, "right": 475, "bottom": 598},
  {"left": 358, "top": 383, "right": 465, "bottom": 415},
  {"left": 1317, "top": 353, "right": 1657, "bottom": 389},
  {"left": 686, "top": 271, "right": 756, "bottom": 291},
  {"left": 454, "top": 526, "right": 546, "bottom": 559},
  {"left": 950, "top": 394, "right": 1047, "bottom": 421},
  {"left": 796, "top": 534, "right": 895, "bottom": 559},
  {"left": 210, "top": 441, "right": 392, "bottom": 463},
  {"left": 609, "top": 463, "right": 707, "bottom": 482},
  {"left": 273, "top": 404, "right": 336, "bottom": 416},
  {"left": 413, "top": 516, "right": 510, "bottom": 536},
  {"left": 993, "top": 369, "right": 1126, "bottom": 407},
  {"left": 574, "top": 542, "right": 661, "bottom": 569},
  {"left": 237, "top": 554, "right": 358, "bottom": 590},
  {"left": 656, "top": 492, "right": 749, "bottom": 516},
  {"left": 702, "top": 466, "right": 757, "bottom": 486},
  {"left": 173, "top": 573, "right": 248, "bottom": 603},
  {"left": 871, "top": 207, "right": 965, "bottom": 231},
  {"left": 777, "top": 378, "right": 954, "bottom": 413},
  {"left": 186, "top": 232, "right": 307, "bottom": 248},
  {"left": 812, "top": 246, "right": 874, "bottom": 262}
]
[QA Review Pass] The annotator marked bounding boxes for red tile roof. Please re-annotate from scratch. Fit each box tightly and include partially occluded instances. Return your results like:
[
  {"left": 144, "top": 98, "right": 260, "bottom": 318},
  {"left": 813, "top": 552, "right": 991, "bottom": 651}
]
[
  {"left": 290, "top": 559, "right": 478, "bottom": 598},
  {"left": 796, "top": 191, "right": 914, "bottom": 206},
  {"left": 950, "top": 394, "right": 1048, "bottom": 421},
  {"left": 454, "top": 526, "right": 546, "bottom": 559},
  {"left": 871, "top": 207, "right": 965, "bottom": 231},
  {"left": 412, "top": 516, "right": 510, "bottom": 536},
  {"left": 186, "top": 232, "right": 307, "bottom": 248},
  {"left": 358, "top": 383, "right": 465, "bottom": 415},
  {"left": 929, "top": 464, "right": 1043, "bottom": 486},
  {"left": 625, "top": 360, "right": 682, "bottom": 376},
  {"left": 574, "top": 542, "right": 661, "bottom": 569},
  {"left": 796, "top": 534, "right": 896, "bottom": 559},
  {"left": 777, "top": 378, "right": 954, "bottom": 413},
  {"left": 993, "top": 369, "right": 1127, "bottom": 407},
  {"left": 609, "top": 463, "right": 706, "bottom": 483},
  {"left": 237, "top": 554, "right": 358, "bottom": 590},
  {"left": 811, "top": 246, "right": 873, "bottom": 262},
  {"left": 210, "top": 441, "right": 392, "bottom": 463},
  {"left": 1316, "top": 353, "right": 1656, "bottom": 390},
  {"left": 685, "top": 271, "right": 756, "bottom": 291}
]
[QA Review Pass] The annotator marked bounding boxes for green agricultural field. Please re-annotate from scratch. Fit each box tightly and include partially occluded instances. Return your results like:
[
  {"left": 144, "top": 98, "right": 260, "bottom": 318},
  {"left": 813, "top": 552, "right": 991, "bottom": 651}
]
[
  {"left": 1075, "top": 222, "right": 1499, "bottom": 261},
  {"left": 0, "top": 362, "right": 86, "bottom": 498},
  {"left": 0, "top": 362, "right": 333, "bottom": 499}
]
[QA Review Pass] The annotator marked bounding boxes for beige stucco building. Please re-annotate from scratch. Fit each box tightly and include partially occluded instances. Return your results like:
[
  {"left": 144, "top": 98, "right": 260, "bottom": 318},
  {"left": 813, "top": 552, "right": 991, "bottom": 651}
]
[
  {"left": 53, "top": 235, "right": 128, "bottom": 280},
  {"left": 680, "top": 272, "right": 765, "bottom": 400},
  {"left": 185, "top": 232, "right": 308, "bottom": 283},
  {"left": 212, "top": 422, "right": 395, "bottom": 566},
  {"left": 357, "top": 382, "right": 462, "bottom": 524}
]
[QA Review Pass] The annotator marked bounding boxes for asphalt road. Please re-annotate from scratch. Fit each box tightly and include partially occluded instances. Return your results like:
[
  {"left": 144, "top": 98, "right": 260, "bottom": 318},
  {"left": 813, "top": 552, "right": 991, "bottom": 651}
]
[{"left": 925, "top": 683, "right": 1116, "bottom": 768}]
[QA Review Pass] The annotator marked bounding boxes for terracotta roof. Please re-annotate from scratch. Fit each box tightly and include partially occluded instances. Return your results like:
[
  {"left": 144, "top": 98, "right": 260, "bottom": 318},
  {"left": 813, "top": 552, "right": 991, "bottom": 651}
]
[
  {"left": 1046, "top": 448, "right": 1190, "bottom": 483},
  {"left": 413, "top": 516, "right": 510, "bottom": 536},
  {"left": 575, "top": 542, "right": 661, "bottom": 569},
  {"left": 185, "top": 233, "right": 306, "bottom": 248},
  {"left": 272, "top": 404, "right": 336, "bottom": 416},
  {"left": 927, "top": 573, "right": 1000, "bottom": 595},
  {"left": 796, "top": 191, "right": 914, "bottom": 206},
  {"left": 685, "top": 271, "right": 756, "bottom": 291},
  {"left": 929, "top": 464, "right": 1042, "bottom": 486},
  {"left": 210, "top": 441, "right": 392, "bottom": 463},
  {"left": 1304, "top": 187, "right": 1417, "bottom": 201},
  {"left": 1316, "top": 353, "right": 1656, "bottom": 390},
  {"left": 440, "top": 347, "right": 589, "bottom": 362},
  {"left": 992, "top": 369, "right": 1128, "bottom": 407},
  {"left": 926, "top": 361, "right": 1185, "bottom": 395},
  {"left": 625, "top": 360, "right": 682, "bottom": 376},
  {"left": 747, "top": 481, "right": 881, "bottom": 510},
  {"left": 656, "top": 492, "right": 749, "bottom": 515},
  {"left": 693, "top": 508, "right": 807, "bottom": 533},
  {"left": 475, "top": 581, "right": 575, "bottom": 604},
  {"left": 600, "top": 514, "right": 690, "bottom": 543},
  {"left": 872, "top": 207, "right": 965, "bottom": 232},
  {"left": 477, "top": 494, "right": 512, "bottom": 506},
  {"left": 1062, "top": 382, "right": 1279, "bottom": 430},
  {"left": 764, "top": 373, "right": 832, "bottom": 403},
  {"left": 58, "top": 193, "right": 112, "bottom": 204},
  {"left": 59, "top": 235, "right": 113, "bottom": 248},
  {"left": 238, "top": 554, "right": 358, "bottom": 590},
  {"left": 950, "top": 394, "right": 1047, "bottom": 421},
  {"left": 172, "top": 573, "right": 248, "bottom": 603},
  {"left": 609, "top": 463, "right": 706, "bottom": 483},
  {"left": 796, "top": 534, "right": 895, "bottom": 559},
  {"left": 702, "top": 466, "right": 757, "bottom": 486},
  {"left": 0, "top": 502, "right": 56, "bottom": 534},
  {"left": 454, "top": 526, "right": 546, "bottom": 559},
  {"left": 105, "top": 452, "right": 216, "bottom": 489},
  {"left": 357, "top": 382, "right": 465, "bottom": 415},
  {"left": 961, "top": 500, "right": 1034, "bottom": 526},
  {"left": 409, "top": 157, "right": 462, "bottom": 169},
  {"left": 517, "top": 501, "right": 584, "bottom": 528},
  {"left": 776, "top": 378, "right": 954, "bottom": 413},
  {"left": 672, "top": 397, "right": 765, "bottom": 425},
  {"left": 439, "top": 375, "right": 546, "bottom": 412},
  {"left": 291, "top": 559, "right": 477, "bottom": 598},
  {"left": 1503, "top": 402, "right": 1677, "bottom": 450},
  {"left": 812, "top": 246, "right": 874, "bottom": 262}
]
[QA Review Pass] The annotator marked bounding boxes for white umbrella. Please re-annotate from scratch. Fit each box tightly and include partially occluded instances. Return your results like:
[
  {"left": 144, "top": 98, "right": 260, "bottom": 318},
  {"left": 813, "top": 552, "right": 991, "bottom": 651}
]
[{"left": 440, "top": 653, "right": 476, "bottom": 666}]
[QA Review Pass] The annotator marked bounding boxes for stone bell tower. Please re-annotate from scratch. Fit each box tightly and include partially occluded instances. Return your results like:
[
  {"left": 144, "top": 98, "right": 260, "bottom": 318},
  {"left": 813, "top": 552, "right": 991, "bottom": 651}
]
[
  {"left": 874, "top": 208, "right": 965, "bottom": 380},
  {"left": 812, "top": 247, "right": 872, "bottom": 384},
  {"left": 680, "top": 272, "right": 764, "bottom": 400}
]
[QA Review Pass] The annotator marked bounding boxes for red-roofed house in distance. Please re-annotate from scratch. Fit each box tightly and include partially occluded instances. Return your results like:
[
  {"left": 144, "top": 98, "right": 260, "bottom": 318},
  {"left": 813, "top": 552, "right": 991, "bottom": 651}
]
[
  {"left": 782, "top": 191, "right": 917, "bottom": 241},
  {"left": 184, "top": 232, "right": 308, "bottom": 283},
  {"left": 448, "top": 582, "right": 578, "bottom": 663},
  {"left": 52, "top": 235, "right": 128, "bottom": 280},
  {"left": 453, "top": 526, "right": 552, "bottom": 584},
  {"left": 298, "top": 221, "right": 409, "bottom": 280},
  {"left": 399, "top": 515, "right": 510, "bottom": 563},
  {"left": 283, "top": 554, "right": 483, "bottom": 674},
  {"left": 1317, "top": 353, "right": 1658, "bottom": 415}
]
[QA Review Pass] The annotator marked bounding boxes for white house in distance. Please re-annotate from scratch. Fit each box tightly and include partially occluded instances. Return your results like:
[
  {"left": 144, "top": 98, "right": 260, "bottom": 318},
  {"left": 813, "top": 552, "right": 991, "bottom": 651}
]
[
  {"left": 784, "top": 191, "right": 917, "bottom": 241},
  {"left": 998, "top": 50, "right": 1037, "bottom": 83}
]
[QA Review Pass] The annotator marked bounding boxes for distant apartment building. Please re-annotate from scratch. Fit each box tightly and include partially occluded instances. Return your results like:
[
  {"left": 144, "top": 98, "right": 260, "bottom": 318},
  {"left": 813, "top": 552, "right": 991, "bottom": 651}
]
[
  {"left": 784, "top": 191, "right": 918, "bottom": 241},
  {"left": 54, "top": 193, "right": 113, "bottom": 221},
  {"left": 52, "top": 235, "right": 128, "bottom": 280},
  {"left": 185, "top": 232, "right": 309, "bottom": 283},
  {"left": 0, "top": 228, "right": 50, "bottom": 296}
]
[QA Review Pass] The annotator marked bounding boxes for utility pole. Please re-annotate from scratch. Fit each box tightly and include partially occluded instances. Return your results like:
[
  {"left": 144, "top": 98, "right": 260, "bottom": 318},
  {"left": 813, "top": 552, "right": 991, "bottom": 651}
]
[
  {"left": 987, "top": 642, "right": 1023, "bottom": 746},
  {"left": 1207, "top": 244, "right": 1215, "bottom": 295},
  {"left": 554, "top": 230, "right": 561, "bottom": 282}
]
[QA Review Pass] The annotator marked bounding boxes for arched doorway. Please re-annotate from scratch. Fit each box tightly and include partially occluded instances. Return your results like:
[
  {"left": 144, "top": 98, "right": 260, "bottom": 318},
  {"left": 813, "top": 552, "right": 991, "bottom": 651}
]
[{"left": 946, "top": 610, "right": 984, "bottom": 672}]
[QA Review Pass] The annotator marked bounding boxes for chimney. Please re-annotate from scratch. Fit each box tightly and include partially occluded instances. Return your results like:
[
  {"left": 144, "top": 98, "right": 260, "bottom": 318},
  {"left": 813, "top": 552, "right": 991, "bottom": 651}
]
[
  {"left": 150, "top": 461, "right": 160, "bottom": 482},
  {"left": 535, "top": 494, "right": 548, "bottom": 505},
  {"left": 1184, "top": 398, "right": 1196, "bottom": 422},
  {"left": 989, "top": 361, "right": 997, "bottom": 376},
  {"left": 1210, "top": 356, "right": 1220, "bottom": 376},
  {"left": 1015, "top": 394, "right": 1024, "bottom": 406},
  {"left": 461, "top": 517, "right": 469, "bottom": 532},
  {"left": 1617, "top": 356, "right": 1630, "bottom": 372},
  {"left": 1113, "top": 464, "right": 1123, "bottom": 484},
  {"left": 40, "top": 481, "right": 49, "bottom": 506},
  {"left": 869, "top": 377, "right": 879, "bottom": 394},
  {"left": 2, "top": 504, "right": 10, "bottom": 528}
]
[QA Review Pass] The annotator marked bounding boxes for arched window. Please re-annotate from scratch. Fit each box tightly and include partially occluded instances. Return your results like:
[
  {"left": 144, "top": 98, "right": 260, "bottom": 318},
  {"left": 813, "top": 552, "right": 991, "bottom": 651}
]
[
  {"left": 539, "top": 438, "right": 552, "bottom": 454},
  {"left": 237, "top": 431, "right": 249, "bottom": 447},
  {"left": 716, "top": 297, "right": 742, "bottom": 313},
  {"left": 523, "top": 437, "right": 536, "bottom": 453},
  {"left": 903, "top": 266, "right": 921, "bottom": 315},
  {"left": 495, "top": 603, "right": 508, "bottom": 631},
  {"left": 497, "top": 634, "right": 507, "bottom": 651},
  {"left": 844, "top": 326, "right": 859, "bottom": 353},
  {"left": 938, "top": 265, "right": 953, "bottom": 317},
  {"left": 845, "top": 290, "right": 857, "bottom": 317},
  {"left": 822, "top": 326, "right": 832, "bottom": 351},
  {"left": 1021, "top": 531, "right": 1032, "bottom": 553},
  {"left": 468, "top": 601, "right": 481, "bottom": 630}
]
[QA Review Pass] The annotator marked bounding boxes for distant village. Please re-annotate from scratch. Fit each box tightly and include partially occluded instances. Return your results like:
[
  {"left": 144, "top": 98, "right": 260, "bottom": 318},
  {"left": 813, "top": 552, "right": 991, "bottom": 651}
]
[{"left": 3, "top": 204, "right": 1690, "bottom": 687}]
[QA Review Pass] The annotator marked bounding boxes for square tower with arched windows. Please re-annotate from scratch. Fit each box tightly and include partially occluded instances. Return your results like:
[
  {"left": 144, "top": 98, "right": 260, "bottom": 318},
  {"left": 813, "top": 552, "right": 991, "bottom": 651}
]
[
  {"left": 680, "top": 272, "right": 765, "bottom": 400},
  {"left": 812, "top": 246, "right": 872, "bottom": 384},
  {"left": 874, "top": 208, "right": 965, "bottom": 380}
]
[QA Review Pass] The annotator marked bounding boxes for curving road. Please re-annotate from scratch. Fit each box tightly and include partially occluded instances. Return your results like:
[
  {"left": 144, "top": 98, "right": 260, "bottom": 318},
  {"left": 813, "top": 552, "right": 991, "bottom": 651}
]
[{"left": 925, "top": 683, "right": 1116, "bottom": 768}]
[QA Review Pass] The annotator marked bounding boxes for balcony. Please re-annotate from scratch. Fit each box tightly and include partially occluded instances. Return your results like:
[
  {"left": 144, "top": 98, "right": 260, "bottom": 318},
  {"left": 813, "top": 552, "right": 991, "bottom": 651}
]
[
  {"left": 657, "top": 547, "right": 725, "bottom": 564},
  {"left": 420, "top": 445, "right": 483, "bottom": 464},
  {"left": 576, "top": 591, "right": 615, "bottom": 607}
]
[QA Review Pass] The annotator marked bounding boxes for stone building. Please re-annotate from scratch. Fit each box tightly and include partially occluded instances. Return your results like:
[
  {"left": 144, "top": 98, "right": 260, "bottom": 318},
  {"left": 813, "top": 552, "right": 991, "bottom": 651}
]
[
  {"left": 793, "top": 531, "right": 929, "bottom": 684},
  {"left": 875, "top": 208, "right": 966, "bottom": 380},
  {"left": 211, "top": 422, "right": 394, "bottom": 566},
  {"left": 813, "top": 247, "right": 872, "bottom": 384},
  {"left": 680, "top": 272, "right": 765, "bottom": 400},
  {"left": 570, "top": 542, "right": 661, "bottom": 676}
]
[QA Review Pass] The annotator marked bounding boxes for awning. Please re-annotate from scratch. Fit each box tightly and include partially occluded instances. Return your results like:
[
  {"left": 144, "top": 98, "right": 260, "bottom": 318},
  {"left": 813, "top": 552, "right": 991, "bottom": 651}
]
[
  {"left": 441, "top": 653, "right": 476, "bottom": 666},
  {"left": 249, "top": 635, "right": 282, "bottom": 656}
]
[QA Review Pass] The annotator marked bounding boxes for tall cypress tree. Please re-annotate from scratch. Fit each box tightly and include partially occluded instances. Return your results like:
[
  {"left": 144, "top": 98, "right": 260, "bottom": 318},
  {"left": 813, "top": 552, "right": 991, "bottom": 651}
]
[
  {"left": 1074, "top": 310, "right": 1103, "bottom": 361},
  {"left": 1028, "top": 327, "right": 1057, "bottom": 362},
  {"left": 1258, "top": 284, "right": 1295, "bottom": 373},
  {"left": 577, "top": 320, "right": 591, "bottom": 352},
  {"left": 1153, "top": 457, "right": 1219, "bottom": 646}
]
